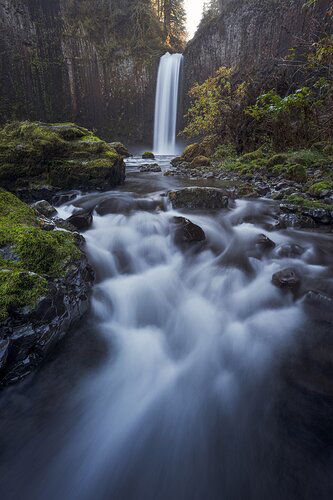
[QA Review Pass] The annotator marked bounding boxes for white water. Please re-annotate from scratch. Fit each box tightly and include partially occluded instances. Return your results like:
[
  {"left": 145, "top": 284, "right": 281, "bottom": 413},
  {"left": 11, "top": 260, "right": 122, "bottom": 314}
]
[{"left": 153, "top": 52, "right": 183, "bottom": 155}]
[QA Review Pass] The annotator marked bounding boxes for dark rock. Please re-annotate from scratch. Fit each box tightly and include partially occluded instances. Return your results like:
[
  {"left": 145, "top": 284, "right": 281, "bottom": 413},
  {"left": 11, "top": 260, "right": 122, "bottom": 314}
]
[
  {"left": 272, "top": 268, "right": 301, "bottom": 290},
  {"left": 38, "top": 217, "right": 56, "bottom": 231},
  {"left": 67, "top": 210, "right": 93, "bottom": 231},
  {"left": 31, "top": 200, "right": 57, "bottom": 218},
  {"left": 0, "top": 257, "right": 94, "bottom": 387},
  {"left": 109, "top": 142, "right": 132, "bottom": 157},
  {"left": 142, "top": 152, "right": 155, "bottom": 160},
  {"left": 275, "top": 243, "right": 305, "bottom": 258},
  {"left": 54, "top": 218, "right": 77, "bottom": 232},
  {"left": 276, "top": 213, "right": 316, "bottom": 229},
  {"left": 173, "top": 217, "right": 206, "bottom": 246},
  {"left": 303, "top": 290, "right": 333, "bottom": 324},
  {"left": 53, "top": 191, "right": 80, "bottom": 206},
  {"left": 255, "top": 234, "right": 276, "bottom": 251},
  {"left": 168, "top": 187, "right": 229, "bottom": 210},
  {"left": 139, "top": 163, "right": 162, "bottom": 173},
  {"left": 0, "top": 245, "right": 20, "bottom": 262}
]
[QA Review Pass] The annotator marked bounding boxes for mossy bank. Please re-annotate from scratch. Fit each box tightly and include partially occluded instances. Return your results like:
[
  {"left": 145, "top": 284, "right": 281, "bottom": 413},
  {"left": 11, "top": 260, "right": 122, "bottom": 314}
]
[
  {"left": 0, "top": 190, "right": 94, "bottom": 386},
  {"left": 0, "top": 121, "right": 126, "bottom": 199}
]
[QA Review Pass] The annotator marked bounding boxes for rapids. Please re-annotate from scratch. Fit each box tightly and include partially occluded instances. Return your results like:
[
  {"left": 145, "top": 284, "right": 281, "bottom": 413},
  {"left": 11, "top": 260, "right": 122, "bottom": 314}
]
[{"left": 0, "top": 157, "right": 333, "bottom": 500}]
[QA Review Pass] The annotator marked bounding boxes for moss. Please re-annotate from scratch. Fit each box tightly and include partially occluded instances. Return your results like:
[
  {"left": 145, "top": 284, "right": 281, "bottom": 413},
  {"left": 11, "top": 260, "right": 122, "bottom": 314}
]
[
  {"left": 190, "top": 155, "right": 211, "bottom": 167},
  {"left": 285, "top": 164, "right": 307, "bottom": 182},
  {"left": 0, "top": 190, "right": 82, "bottom": 320},
  {"left": 180, "top": 143, "right": 204, "bottom": 162},
  {"left": 142, "top": 152, "right": 155, "bottom": 159},
  {"left": 241, "top": 148, "right": 266, "bottom": 162},
  {"left": 0, "top": 270, "right": 47, "bottom": 321},
  {"left": 323, "top": 144, "right": 333, "bottom": 155},
  {"left": 286, "top": 195, "right": 333, "bottom": 211},
  {"left": 308, "top": 181, "right": 333, "bottom": 195},
  {"left": 267, "top": 154, "right": 289, "bottom": 168}
]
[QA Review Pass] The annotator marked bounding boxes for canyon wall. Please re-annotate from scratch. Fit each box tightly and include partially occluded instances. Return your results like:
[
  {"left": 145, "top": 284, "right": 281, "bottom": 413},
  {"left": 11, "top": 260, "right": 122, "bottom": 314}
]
[
  {"left": 183, "top": 0, "right": 332, "bottom": 101},
  {"left": 0, "top": 0, "right": 160, "bottom": 144}
]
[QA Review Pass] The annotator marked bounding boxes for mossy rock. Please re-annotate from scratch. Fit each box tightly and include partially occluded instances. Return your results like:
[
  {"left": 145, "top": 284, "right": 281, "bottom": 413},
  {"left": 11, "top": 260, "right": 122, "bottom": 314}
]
[
  {"left": 180, "top": 143, "right": 206, "bottom": 162},
  {"left": 190, "top": 155, "right": 211, "bottom": 167},
  {"left": 142, "top": 152, "right": 155, "bottom": 160},
  {"left": 0, "top": 121, "right": 126, "bottom": 192},
  {"left": 267, "top": 154, "right": 289, "bottom": 168},
  {"left": 308, "top": 181, "right": 333, "bottom": 196},
  {"left": 0, "top": 190, "right": 82, "bottom": 321},
  {"left": 110, "top": 142, "right": 131, "bottom": 157}
]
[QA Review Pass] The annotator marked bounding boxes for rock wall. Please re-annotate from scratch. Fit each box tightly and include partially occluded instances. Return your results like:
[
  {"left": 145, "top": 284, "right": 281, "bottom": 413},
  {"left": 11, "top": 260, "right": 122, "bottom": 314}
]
[
  {"left": 0, "top": 0, "right": 160, "bottom": 144},
  {"left": 183, "top": 0, "right": 332, "bottom": 100}
]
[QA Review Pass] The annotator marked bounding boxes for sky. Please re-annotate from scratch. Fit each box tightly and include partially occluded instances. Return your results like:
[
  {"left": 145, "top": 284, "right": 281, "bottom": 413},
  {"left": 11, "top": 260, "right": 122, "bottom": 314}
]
[{"left": 184, "top": 0, "right": 205, "bottom": 39}]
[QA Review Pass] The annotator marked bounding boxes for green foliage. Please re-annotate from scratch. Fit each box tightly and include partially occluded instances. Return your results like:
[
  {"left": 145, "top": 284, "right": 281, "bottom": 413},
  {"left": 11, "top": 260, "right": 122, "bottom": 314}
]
[
  {"left": 308, "top": 181, "right": 333, "bottom": 195},
  {"left": 182, "top": 67, "right": 249, "bottom": 139},
  {"left": 286, "top": 194, "right": 333, "bottom": 210},
  {"left": 245, "top": 88, "right": 312, "bottom": 121}
]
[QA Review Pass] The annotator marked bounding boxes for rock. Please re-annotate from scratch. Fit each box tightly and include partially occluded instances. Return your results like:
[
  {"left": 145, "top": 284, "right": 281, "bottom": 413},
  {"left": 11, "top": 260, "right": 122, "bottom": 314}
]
[
  {"left": 275, "top": 243, "right": 305, "bottom": 258},
  {"left": 168, "top": 187, "right": 229, "bottom": 210},
  {"left": 109, "top": 142, "right": 131, "bottom": 157},
  {"left": 171, "top": 156, "right": 183, "bottom": 166},
  {"left": 53, "top": 191, "right": 79, "bottom": 206},
  {"left": 38, "top": 217, "right": 56, "bottom": 231},
  {"left": 67, "top": 209, "right": 93, "bottom": 231},
  {"left": 95, "top": 195, "right": 163, "bottom": 216},
  {"left": 0, "top": 259, "right": 94, "bottom": 387},
  {"left": 142, "top": 152, "right": 155, "bottom": 160},
  {"left": 0, "top": 245, "right": 20, "bottom": 262},
  {"left": 139, "top": 163, "right": 162, "bottom": 173},
  {"left": 173, "top": 216, "right": 206, "bottom": 246},
  {"left": 272, "top": 268, "right": 301, "bottom": 290},
  {"left": 54, "top": 218, "right": 77, "bottom": 232},
  {"left": 0, "top": 340, "right": 9, "bottom": 370},
  {"left": 190, "top": 156, "right": 211, "bottom": 167},
  {"left": 303, "top": 290, "right": 333, "bottom": 324},
  {"left": 31, "top": 200, "right": 57, "bottom": 218},
  {"left": 255, "top": 234, "right": 276, "bottom": 251},
  {"left": 276, "top": 213, "right": 316, "bottom": 229}
]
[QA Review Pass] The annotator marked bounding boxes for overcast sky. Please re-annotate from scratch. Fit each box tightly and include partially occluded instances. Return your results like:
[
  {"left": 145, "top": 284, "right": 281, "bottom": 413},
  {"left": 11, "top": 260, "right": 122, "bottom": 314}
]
[{"left": 184, "top": 0, "right": 205, "bottom": 39}]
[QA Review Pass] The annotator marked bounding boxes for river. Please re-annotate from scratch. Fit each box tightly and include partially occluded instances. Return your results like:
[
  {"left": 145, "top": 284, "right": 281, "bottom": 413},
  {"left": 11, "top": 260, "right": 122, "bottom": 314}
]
[{"left": 0, "top": 156, "right": 333, "bottom": 500}]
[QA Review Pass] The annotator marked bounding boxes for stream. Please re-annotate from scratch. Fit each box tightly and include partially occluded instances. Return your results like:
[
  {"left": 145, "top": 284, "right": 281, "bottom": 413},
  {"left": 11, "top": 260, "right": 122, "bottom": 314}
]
[{"left": 0, "top": 157, "right": 333, "bottom": 499}]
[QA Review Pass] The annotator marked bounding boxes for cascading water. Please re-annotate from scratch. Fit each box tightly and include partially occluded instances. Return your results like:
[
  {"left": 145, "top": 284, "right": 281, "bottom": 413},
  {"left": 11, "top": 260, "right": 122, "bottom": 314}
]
[
  {"left": 1, "top": 163, "right": 332, "bottom": 499},
  {"left": 153, "top": 52, "right": 183, "bottom": 155}
]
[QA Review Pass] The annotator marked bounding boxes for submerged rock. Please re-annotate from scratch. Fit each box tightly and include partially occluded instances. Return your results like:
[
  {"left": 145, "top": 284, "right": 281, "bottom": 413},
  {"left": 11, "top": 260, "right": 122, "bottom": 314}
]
[
  {"left": 173, "top": 217, "right": 206, "bottom": 246},
  {"left": 139, "top": 163, "right": 162, "bottom": 173},
  {"left": 168, "top": 187, "right": 229, "bottom": 210},
  {"left": 275, "top": 243, "right": 305, "bottom": 258},
  {"left": 272, "top": 268, "right": 301, "bottom": 290},
  {"left": 67, "top": 209, "right": 93, "bottom": 231}
]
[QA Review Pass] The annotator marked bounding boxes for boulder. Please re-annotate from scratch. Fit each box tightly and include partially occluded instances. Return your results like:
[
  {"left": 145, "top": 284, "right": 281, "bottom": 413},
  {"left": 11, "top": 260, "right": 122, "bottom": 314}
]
[
  {"left": 139, "top": 163, "right": 162, "bottom": 173},
  {"left": 0, "top": 121, "right": 126, "bottom": 193},
  {"left": 272, "top": 268, "right": 301, "bottom": 290},
  {"left": 142, "top": 152, "right": 155, "bottom": 160},
  {"left": 67, "top": 209, "right": 93, "bottom": 231},
  {"left": 31, "top": 200, "right": 57, "bottom": 218},
  {"left": 190, "top": 156, "right": 211, "bottom": 167},
  {"left": 275, "top": 243, "right": 305, "bottom": 258},
  {"left": 109, "top": 142, "right": 131, "bottom": 157},
  {"left": 173, "top": 217, "right": 206, "bottom": 246},
  {"left": 0, "top": 190, "right": 95, "bottom": 387},
  {"left": 168, "top": 187, "right": 229, "bottom": 210},
  {"left": 254, "top": 234, "right": 276, "bottom": 251}
]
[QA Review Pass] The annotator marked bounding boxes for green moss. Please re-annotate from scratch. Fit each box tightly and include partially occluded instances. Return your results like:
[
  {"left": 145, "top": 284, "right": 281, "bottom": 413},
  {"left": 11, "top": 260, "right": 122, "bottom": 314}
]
[
  {"left": 0, "top": 270, "right": 47, "bottom": 321},
  {"left": 323, "top": 144, "right": 333, "bottom": 155},
  {"left": 241, "top": 148, "right": 266, "bottom": 162},
  {"left": 286, "top": 195, "right": 333, "bottom": 210},
  {"left": 267, "top": 154, "right": 289, "bottom": 168},
  {"left": 190, "top": 155, "right": 211, "bottom": 167},
  {"left": 180, "top": 143, "right": 203, "bottom": 162},
  {"left": 308, "top": 181, "right": 333, "bottom": 195}
]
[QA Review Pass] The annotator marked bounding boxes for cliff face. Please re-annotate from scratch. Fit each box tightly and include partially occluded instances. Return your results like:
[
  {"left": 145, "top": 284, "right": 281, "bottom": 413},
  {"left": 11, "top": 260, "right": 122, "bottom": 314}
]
[
  {"left": 184, "top": 0, "right": 331, "bottom": 99},
  {"left": 0, "top": 0, "right": 160, "bottom": 144}
]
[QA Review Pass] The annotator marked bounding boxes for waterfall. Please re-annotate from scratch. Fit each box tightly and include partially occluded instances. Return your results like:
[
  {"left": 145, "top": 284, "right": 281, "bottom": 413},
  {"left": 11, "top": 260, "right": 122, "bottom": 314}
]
[{"left": 153, "top": 52, "right": 183, "bottom": 155}]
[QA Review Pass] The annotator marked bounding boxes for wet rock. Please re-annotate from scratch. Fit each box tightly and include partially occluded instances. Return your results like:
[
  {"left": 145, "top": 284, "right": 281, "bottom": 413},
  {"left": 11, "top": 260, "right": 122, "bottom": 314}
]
[
  {"left": 0, "top": 340, "right": 9, "bottom": 370},
  {"left": 15, "top": 185, "right": 58, "bottom": 204},
  {"left": 276, "top": 213, "right": 316, "bottom": 229},
  {"left": 168, "top": 187, "right": 229, "bottom": 210},
  {"left": 38, "top": 217, "right": 56, "bottom": 231},
  {"left": 173, "top": 217, "right": 206, "bottom": 246},
  {"left": 31, "top": 200, "right": 57, "bottom": 218},
  {"left": 96, "top": 195, "right": 163, "bottom": 216},
  {"left": 303, "top": 290, "right": 333, "bottom": 324},
  {"left": 275, "top": 243, "right": 305, "bottom": 258},
  {"left": 54, "top": 218, "right": 77, "bottom": 232},
  {"left": 67, "top": 210, "right": 93, "bottom": 231},
  {"left": 255, "top": 234, "right": 276, "bottom": 251},
  {"left": 0, "top": 245, "right": 20, "bottom": 262},
  {"left": 109, "top": 142, "right": 131, "bottom": 157},
  {"left": 139, "top": 163, "right": 162, "bottom": 173},
  {"left": 272, "top": 268, "right": 301, "bottom": 290},
  {"left": 142, "top": 152, "right": 155, "bottom": 160},
  {"left": 0, "top": 258, "right": 95, "bottom": 387},
  {"left": 52, "top": 191, "right": 79, "bottom": 206}
]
